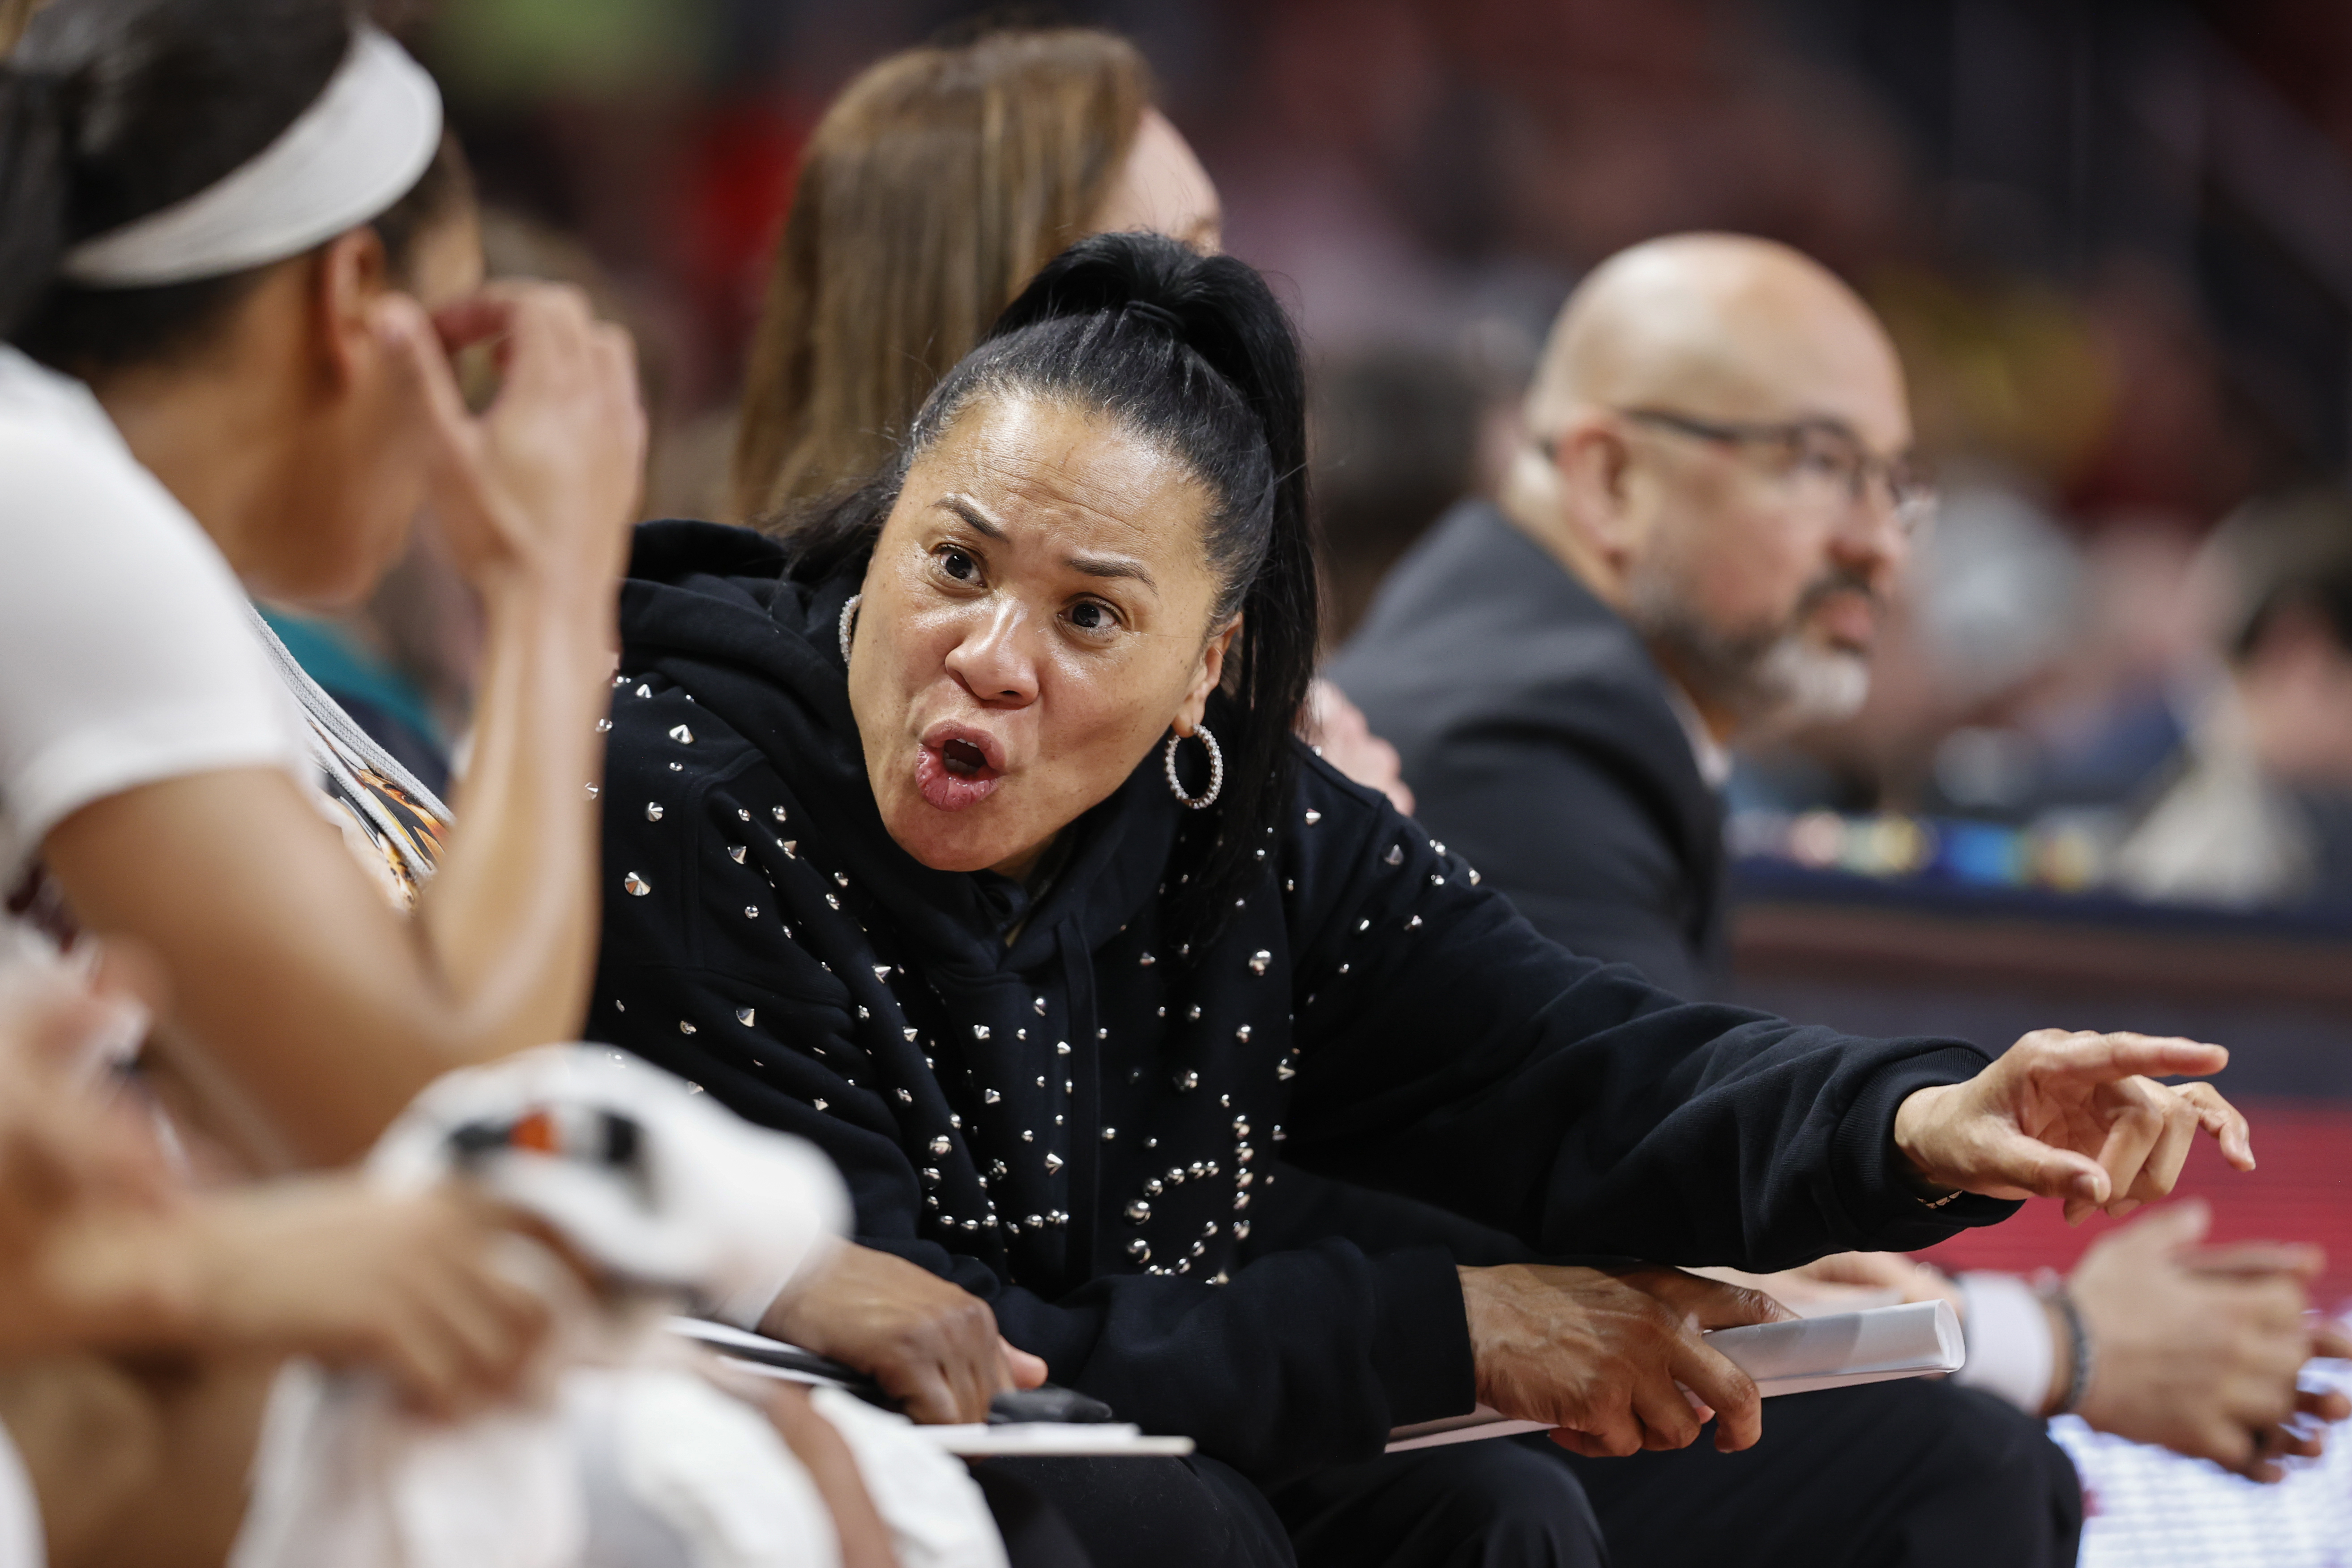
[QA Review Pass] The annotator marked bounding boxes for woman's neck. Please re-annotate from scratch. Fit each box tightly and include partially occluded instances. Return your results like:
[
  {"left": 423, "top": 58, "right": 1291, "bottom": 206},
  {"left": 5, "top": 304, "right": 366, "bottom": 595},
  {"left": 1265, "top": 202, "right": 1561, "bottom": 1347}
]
[
  {"left": 989, "top": 829, "right": 1065, "bottom": 888},
  {"left": 87, "top": 272, "right": 312, "bottom": 585}
]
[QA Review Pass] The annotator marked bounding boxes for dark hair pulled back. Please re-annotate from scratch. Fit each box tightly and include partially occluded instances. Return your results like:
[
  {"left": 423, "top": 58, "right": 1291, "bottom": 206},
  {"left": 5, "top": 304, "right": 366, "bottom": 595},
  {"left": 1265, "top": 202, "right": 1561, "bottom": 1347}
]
[
  {"left": 0, "top": 0, "right": 465, "bottom": 372},
  {"left": 785, "top": 231, "right": 1318, "bottom": 941}
]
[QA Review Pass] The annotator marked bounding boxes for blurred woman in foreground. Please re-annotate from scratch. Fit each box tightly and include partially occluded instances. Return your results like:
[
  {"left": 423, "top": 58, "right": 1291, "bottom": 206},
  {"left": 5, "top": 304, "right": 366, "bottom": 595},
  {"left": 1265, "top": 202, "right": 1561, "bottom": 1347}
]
[
  {"left": 1, "top": 0, "right": 639, "bottom": 1169},
  {"left": 0, "top": 4, "right": 953, "bottom": 1564}
]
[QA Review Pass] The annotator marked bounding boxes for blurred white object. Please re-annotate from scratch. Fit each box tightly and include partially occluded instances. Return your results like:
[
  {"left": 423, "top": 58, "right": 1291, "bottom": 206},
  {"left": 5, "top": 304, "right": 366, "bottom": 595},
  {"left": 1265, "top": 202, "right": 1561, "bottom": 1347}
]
[
  {"left": 2117, "top": 686, "right": 2311, "bottom": 906},
  {"left": 231, "top": 1046, "right": 1006, "bottom": 1568},
  {"left": 1911, "top": 480, "right": 2083, "bottom": 705},
  {"left": 0, "top": 1423, "right": 39, "bottom": 1568},
  {"left": 367, "top": 1045, "right": 847, "bottom": 1327}
]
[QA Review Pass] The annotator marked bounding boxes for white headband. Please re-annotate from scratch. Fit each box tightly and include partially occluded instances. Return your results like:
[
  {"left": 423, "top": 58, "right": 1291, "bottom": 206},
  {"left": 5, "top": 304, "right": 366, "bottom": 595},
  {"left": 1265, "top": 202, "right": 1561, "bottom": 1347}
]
[{"left": 58, "top": 26, "right": 443, "bottom": 289}]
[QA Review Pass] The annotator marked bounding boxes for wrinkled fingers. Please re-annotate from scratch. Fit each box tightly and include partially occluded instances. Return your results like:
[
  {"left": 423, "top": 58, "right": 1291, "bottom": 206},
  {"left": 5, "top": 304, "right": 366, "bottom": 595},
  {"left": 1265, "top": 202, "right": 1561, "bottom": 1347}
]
[{"left": 1667, "top": 1335, "right": 1763, "bottom": 1452}]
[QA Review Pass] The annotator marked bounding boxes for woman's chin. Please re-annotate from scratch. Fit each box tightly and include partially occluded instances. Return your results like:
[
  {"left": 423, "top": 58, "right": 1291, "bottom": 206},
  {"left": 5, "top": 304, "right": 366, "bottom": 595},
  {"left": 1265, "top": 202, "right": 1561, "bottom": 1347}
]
[{"left": 881, "top": 799, "right": 1021, "bottom": 875}]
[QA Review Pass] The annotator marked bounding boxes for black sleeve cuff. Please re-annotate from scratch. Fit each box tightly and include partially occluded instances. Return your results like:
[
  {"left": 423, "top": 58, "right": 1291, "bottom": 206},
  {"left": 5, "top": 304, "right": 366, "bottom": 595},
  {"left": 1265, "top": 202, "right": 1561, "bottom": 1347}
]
[
  {"left": 1365, "top": 1246, "right": 1478, "bottom": 1427},
  {"left": 1834, "top": 1042, "right": 2023, "bottom": 1250}
]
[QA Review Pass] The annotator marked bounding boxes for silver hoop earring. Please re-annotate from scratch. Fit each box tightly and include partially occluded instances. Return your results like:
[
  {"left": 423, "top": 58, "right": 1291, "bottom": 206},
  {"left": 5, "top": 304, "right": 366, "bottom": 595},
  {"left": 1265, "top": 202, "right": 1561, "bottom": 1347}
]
[
  {"left": 837, "top": 594, "right": 862, "bottom": 666},
  {"left": 1164, "top": 726, "right": 1224, "bottom": 809}
]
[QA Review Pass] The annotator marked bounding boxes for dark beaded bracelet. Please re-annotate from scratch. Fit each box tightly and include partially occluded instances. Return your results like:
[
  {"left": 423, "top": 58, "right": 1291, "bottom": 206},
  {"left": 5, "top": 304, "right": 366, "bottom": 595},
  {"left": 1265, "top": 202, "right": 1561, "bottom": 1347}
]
[{"left": 2040, "top": 1283, "right": 2095, "bottom": 1416}]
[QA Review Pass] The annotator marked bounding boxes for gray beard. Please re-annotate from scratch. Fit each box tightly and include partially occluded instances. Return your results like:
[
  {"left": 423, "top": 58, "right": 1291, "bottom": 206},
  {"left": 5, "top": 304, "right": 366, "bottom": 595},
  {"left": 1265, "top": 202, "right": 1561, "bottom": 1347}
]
[{"left": 1625, "top": 572, "right": 1873, "bottom": 741}]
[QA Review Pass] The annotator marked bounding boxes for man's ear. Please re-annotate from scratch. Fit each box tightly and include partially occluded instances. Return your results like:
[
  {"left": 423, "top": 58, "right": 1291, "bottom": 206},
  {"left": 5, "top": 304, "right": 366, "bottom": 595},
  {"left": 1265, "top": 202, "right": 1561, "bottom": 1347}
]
[
  {"left": 1174, "top": 615, "right": 1241, "bottom": 736},
  {"left": 1551, "top": 416, "right": 1642, "bottom": 567},
  {"left": 310, "top": 227, "right": 394, "bottom": 392}
]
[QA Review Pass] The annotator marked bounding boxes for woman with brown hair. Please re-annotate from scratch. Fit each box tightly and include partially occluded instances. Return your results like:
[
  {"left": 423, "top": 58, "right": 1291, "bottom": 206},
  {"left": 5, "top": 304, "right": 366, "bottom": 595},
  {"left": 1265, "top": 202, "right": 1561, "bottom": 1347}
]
[{"left": 728, "top": 26, "right": 1220, "bottom": 524}]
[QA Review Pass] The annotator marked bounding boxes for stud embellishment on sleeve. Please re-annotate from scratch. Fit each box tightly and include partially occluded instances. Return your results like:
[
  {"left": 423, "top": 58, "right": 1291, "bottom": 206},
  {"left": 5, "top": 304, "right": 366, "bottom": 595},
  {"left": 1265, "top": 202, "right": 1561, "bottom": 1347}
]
[
  {"left": 1249, "top": 951, "right": 1270, "bottom": 975},
  {"left": 678, "top": 1020, "right": 696, "bottom": 1034},
  {"left": 771, "top": 805, "right": 789, "bottom": 822},
  {"left": 930, "top": 1136, "right": 952, "bottom": 1156},
  {"left": 623, "top": 872, "right": 652, "bottom": 896},
  {"left": 668, "top": 725, "right": 694, "bottom": 744},
  {"left": 736, "top": 1008, "right": 755, "bottom": 1025},
  {"left": 1304, "top": 809, "right": 1322, "bottom": 825},
  {"left": 1384, "top": 844, "right": 1403, "bottom": 865}
]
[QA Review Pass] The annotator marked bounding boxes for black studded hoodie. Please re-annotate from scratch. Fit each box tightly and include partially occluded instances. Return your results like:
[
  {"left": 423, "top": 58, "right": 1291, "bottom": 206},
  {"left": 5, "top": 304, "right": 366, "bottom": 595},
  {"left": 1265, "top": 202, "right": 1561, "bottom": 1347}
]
[{"left": 589, "top": 519, "right": 2019, "bottom": 1483}]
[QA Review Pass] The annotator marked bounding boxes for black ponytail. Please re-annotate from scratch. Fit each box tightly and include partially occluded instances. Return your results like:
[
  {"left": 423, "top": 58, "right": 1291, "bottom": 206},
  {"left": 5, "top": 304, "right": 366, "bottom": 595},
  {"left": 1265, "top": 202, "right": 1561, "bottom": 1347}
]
[
  {"left": 786, "top": 231, "right": 1318, "bottom": 942},
  {"left": 1, "top": 0, "right": 355, "bottom": 362},
  {"left": 0, "top": 64, "right": 68, "bottom": 338}
]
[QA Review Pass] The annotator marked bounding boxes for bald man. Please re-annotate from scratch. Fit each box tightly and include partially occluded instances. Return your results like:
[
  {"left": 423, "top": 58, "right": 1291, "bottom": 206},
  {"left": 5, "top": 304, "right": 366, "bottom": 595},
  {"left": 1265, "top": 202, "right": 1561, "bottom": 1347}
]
[
  {"left": 1301, "top": 233, "right": 2345, "bottom": 1566},
  {"left": 1287, "top": 235, "right": 2083, "bottom": 1568},
  {"left": 1330, "top": 232, "right": 1917, "bottom": 991}
]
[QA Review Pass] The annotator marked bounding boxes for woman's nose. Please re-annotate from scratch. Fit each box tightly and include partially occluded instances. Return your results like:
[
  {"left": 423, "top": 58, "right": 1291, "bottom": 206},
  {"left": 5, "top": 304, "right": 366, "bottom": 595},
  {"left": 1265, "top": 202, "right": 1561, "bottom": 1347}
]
[{"left": 944, "top": 599, "right": 1040, "bottom": 705}]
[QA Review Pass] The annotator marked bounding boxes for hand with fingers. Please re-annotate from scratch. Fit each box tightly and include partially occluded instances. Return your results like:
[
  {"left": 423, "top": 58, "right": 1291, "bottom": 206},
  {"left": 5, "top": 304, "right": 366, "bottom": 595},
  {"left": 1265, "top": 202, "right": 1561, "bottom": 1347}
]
[
  {"left": 0, "top": 961, "right": 175, "bottom": 1269},
  {"left": 761, "top": 1241, "right": 1047, "bottom": 1425},
  {"left": 2068, "top": 1200, "right": 2352, "bottom": 1481},
  {"left": 36, "top": 1178, "right": 558, "bottom": 1419},
  {"left": 1893, "top": 1031, "right": 2253, "bottom": 1223},
  {"left": 372, "top": 281, "right": 647, "bottom": 601},
  {"left": 1457, "top": 1263, "right": 1795, "bottom": 1458}
]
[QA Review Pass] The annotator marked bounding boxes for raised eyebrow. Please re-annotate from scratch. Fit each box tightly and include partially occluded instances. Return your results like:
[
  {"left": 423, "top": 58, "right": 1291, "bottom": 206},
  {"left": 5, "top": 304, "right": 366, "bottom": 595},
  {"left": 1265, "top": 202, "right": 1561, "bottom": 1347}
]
[
  {"left": 1788, "top": 413, "right": 1864, "bottom": 444},
  {"left": 934, "top": 495, "right": 1006, "bottom": 539},
  {"left": 1066, "top": 554, "right": 1157, "bottom": 590}
]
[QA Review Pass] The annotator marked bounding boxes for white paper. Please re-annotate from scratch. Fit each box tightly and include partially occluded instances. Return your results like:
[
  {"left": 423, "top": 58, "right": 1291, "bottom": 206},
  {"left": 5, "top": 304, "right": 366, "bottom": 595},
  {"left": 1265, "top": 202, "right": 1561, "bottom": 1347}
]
[{"left": 1386, "top": 1299, "right": 1965, "bottom": 1452}]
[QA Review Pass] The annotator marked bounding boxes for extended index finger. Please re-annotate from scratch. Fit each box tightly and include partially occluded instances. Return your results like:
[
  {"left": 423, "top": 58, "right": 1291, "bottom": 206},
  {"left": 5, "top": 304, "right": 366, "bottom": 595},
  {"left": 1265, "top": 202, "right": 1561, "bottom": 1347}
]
[{"left": 2036, "top": 1033, "right": 2228, "bottom": 1084}]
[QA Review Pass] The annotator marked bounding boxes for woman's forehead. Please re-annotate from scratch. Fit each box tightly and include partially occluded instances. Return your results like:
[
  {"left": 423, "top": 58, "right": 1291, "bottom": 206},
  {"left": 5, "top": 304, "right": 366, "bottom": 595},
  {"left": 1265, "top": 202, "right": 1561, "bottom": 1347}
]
[{"left": 914, "top": 395, "right": 1210, "bottom": 556}]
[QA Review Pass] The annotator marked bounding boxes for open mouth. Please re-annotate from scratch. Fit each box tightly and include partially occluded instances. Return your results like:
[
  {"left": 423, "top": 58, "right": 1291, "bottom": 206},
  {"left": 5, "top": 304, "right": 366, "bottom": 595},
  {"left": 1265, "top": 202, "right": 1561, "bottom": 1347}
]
[{"left": 915, "top": 724, "right": 1005, "bottom": 812}]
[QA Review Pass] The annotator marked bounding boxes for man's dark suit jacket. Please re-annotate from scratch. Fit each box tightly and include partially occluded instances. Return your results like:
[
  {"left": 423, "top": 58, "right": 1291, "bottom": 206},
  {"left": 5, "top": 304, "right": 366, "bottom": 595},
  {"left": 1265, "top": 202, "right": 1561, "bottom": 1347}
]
[{"left": 1326, "top": 498, "right": 1726, "bottom": 995}]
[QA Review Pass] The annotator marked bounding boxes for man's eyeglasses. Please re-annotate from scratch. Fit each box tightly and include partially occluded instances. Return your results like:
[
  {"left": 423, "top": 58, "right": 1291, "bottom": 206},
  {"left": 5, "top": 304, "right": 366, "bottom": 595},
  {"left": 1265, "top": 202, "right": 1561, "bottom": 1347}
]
[{"left": 1613, "top": 406, "right": 1936, "bottom": 537}]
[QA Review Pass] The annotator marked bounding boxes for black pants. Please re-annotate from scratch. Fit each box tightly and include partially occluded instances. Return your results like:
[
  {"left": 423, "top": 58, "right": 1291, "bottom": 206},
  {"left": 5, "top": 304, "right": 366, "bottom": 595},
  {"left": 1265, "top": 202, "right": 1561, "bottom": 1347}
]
[
  {"left": 992, "top": 1378, "right": 2079, "bottom": 1568},
  {"left": 1557, "top": 1380, "right": 2083, "bottom": 1568}
]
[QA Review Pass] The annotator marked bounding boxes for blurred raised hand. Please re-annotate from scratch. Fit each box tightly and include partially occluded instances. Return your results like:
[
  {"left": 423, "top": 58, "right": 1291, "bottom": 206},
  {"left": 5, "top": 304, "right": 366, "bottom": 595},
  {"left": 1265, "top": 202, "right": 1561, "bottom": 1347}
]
[
  {"left": 2069, "top": 1199, "right": 2352, "bottom": 1481},
  {"left": 1303, "top": 679, "right": 1415, "bottom": 815},
  {"left": 375, "top": 280, "right": 646, "bottom": 599}
]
